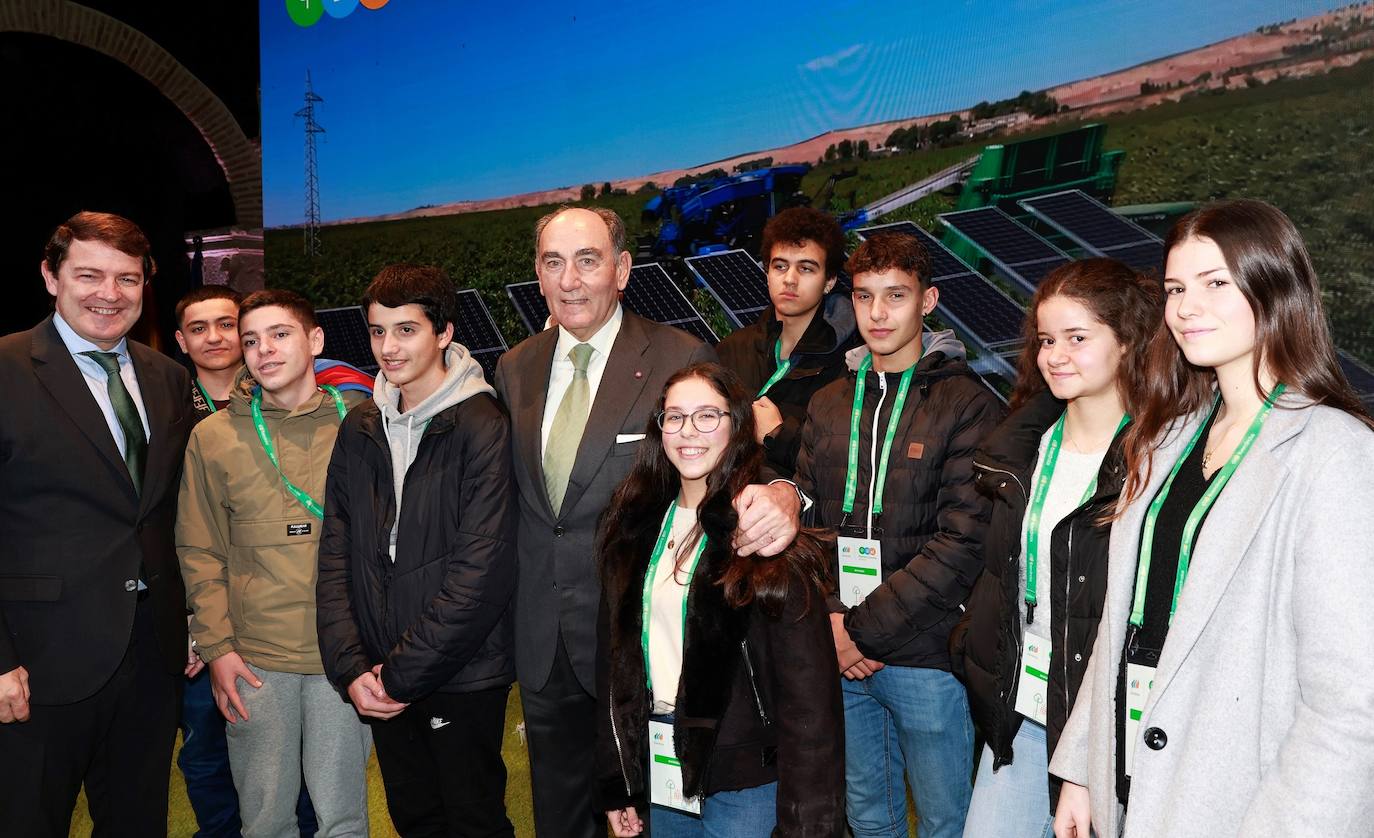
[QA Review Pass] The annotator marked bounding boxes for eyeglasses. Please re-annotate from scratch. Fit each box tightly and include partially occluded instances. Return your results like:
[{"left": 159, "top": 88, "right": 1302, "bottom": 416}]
[{"left": 656, "top": 408, "right": 730, "bottom": 434}]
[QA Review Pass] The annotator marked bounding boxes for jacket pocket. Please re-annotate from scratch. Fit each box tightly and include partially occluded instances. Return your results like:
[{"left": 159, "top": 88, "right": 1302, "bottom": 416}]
[{"left": 0, "top": 574, "right": 62, "bottom": 602}]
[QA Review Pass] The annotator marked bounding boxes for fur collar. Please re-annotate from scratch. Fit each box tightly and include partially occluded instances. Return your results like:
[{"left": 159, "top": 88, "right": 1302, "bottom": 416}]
[{"left": 603, "top": 490, "right": 752, "bottom": 797}]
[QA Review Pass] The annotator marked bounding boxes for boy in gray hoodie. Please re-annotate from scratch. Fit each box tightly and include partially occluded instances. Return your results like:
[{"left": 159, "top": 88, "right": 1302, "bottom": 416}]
[{"left": 317, "top": 265, "right": 517, "bottom": 837}]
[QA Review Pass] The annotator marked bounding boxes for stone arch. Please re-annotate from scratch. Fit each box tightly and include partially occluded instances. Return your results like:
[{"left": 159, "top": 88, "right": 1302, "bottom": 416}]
[{"left": 0, "top": 0, "right": 262, "bottom": 226}]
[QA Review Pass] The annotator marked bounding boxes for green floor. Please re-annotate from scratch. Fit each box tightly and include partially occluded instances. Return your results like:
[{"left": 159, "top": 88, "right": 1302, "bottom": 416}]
[{"left": 69, "top": 687, "right": 535, "bottom": 837}]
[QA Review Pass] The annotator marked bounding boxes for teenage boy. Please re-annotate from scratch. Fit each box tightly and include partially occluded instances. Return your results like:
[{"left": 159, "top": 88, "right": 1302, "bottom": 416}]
[
  {"left": 176, "top": 286, "right": 243, "bottom": 415},
  {"left": 173, "top": 286, "right": 321, "bottom": 838},
  {"left": 317, "top": 265, "right": 517, "bottom": 836},
  {"left": 717, "top": 206, "right": 861, "bottom": 477},
  {"left": 793, "top": 232, "right": 1003, "bottom": 838},
  {"left": 177, "top": 289, "right": 372, "bottom": 838}
]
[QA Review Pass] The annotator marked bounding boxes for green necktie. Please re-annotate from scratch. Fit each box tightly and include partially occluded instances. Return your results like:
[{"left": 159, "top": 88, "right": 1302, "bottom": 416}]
[
  {"left": 544, "top": 343, "right": 594, "bottom": 516},
  {"left": 82, "top": 350, "right": 147, "bottom": 493}
]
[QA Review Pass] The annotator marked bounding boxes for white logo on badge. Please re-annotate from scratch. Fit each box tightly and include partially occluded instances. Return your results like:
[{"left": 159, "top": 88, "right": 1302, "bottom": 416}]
[{"left": 429, "top": 717, "right": 451, "bottom": 730}]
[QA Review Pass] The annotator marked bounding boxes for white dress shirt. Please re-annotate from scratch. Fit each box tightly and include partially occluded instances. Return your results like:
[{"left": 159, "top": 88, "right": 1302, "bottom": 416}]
[
  {"left": 540, "top": 304, "right": 624, "bottom": 459},
  {"left": 53, "top": 311, "right": 152, "bottom": 455}
]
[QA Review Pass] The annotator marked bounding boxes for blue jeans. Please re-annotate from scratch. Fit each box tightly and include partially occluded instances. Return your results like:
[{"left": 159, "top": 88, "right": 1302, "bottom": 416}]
[
  {"left": 650, "top": 781, "right": 778, "bottom": 838},
  {"left": 179, "top": 669, "right": 319, "bottom": 837},
  {"left": 842, "top": 665, "right": 974, "bottom": 838},
  {"left": 963, "top": 720, "right": 1054, "bottom": 838}
]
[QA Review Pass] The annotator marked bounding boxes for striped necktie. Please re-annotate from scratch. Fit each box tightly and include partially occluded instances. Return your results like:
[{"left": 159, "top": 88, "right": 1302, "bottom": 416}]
[{"left": 82, "top": 350, "right": 147, "bottom": 493}]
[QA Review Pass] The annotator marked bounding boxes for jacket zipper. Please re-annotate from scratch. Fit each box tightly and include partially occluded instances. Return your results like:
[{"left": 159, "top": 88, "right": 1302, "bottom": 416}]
[
  {"left": 607, "top": 681, "right": 632, "bottom": 797},
  {"left": 1063, "top": 514, "right": 1076, "bottom": 715},
  {"left": 973, "top": 459, "right": 1029, "bottom": 706},
  {"left": 866, "top": 372, "right": 888, "bottom": 536},
  {"left": 740, "top": 639, "right": 770, "bottom": 726}
]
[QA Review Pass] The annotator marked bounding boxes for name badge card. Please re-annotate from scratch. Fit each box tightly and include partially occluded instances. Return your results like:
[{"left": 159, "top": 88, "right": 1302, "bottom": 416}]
[
  {"left": 1013, "top": 633, "right": 1051, "bottom": 726},
  {"left": 648, "top": 720, "right": 701, "bottom": 815},
  {"left": 837, "top": 536, "right": 882, "bottom": 607},
  {"left": 1123, "top": 663, "right": 1155, "bottom": 776}
]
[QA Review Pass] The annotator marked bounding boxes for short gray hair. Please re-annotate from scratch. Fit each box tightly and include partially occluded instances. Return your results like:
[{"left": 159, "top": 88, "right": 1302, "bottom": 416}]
[{"left": 533, "top": 205, "right": 627, "bottom": 257}]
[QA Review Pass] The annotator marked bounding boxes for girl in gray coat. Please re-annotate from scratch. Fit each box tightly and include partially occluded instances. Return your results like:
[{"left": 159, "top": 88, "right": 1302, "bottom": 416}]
[{"left": 1050, "top": 199, "right": 1374, "bottom": 838}]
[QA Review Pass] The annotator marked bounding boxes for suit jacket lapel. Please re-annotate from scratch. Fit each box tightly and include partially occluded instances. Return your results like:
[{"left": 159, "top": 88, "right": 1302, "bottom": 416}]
[
  {"left": 1150, "top": 406, "right": 1308, "bottom": 701},
  {"left": 30, "top": 316, "right": 137, "bottom": 500},
  {"left": 558, "top": 313, "right": 652, "bottom": 519},
  {"left": 129, "top": 342, "right": 174, "bottom": 515},
  {"left": 516, "top": 328, "right": 559, "bottom": 523}
]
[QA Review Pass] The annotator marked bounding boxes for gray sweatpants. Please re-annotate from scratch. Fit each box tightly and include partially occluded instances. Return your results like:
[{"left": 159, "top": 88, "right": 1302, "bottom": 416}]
[{"left": 226, "top": 663, "right": 373, "bottom": 838}]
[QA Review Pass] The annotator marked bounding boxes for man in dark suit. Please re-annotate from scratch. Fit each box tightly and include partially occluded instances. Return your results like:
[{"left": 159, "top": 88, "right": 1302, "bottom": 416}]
[
  {"left": 495, "top": 206, "right": 802, "bottom": 837},
  {"left": 0, "top": 212, "right": 195, "bottom": 836}
]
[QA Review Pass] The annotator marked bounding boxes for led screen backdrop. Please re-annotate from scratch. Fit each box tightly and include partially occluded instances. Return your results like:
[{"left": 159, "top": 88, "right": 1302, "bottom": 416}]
[{"left": 260, "top": 0, "right": 1373, "bottom": 366}]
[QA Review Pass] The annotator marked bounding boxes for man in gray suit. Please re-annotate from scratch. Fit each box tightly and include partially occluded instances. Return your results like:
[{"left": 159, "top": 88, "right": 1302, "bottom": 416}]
[{"left": 494, "top": 206, "right": 801, "bottom": 837}]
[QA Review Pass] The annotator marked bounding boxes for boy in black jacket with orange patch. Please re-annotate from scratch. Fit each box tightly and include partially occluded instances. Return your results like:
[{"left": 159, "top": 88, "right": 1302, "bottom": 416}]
[{"left": 793, "top": 233, "right": 1003, "bottom": 838}]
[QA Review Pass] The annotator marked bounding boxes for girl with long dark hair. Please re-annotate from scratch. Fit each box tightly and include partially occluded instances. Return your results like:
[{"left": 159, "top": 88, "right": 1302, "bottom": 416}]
[
  {"left": 595, "top": 363, "right": 845, "bottom": 837},
  {"left": 953, "top": 258, "right": 1161, "bottom": 837},
  {"left": 1050, "top": 200, "right": 1374, "bottom": 837}
]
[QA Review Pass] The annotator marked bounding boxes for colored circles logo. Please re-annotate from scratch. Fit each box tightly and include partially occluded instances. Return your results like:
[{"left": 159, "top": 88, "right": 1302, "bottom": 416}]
[
  {"left": 286, "top": 0, "right": 324, "bottom": 27},
  {"left": 325, "top": 0, "right": 360, "bottom": 18}
]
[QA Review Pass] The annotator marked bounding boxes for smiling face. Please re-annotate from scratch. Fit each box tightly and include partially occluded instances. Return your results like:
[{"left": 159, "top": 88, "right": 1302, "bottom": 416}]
[
  {"left": 1164, "top": 236, "right": 1258, "bottom": 377},
  {"left": 176, "top": 298, "right": 242, "bottom": 374},
  {"left": 661, "top": 376, "right": 733, "bottom": 489},
  {"left": 767, "top": 239, "right": 835, "bottom": 320},
  {"left": 239, "top": 305, "right": 324, "bottom": 402},
  {"left": 1036, "top": 294, "right": 1127, "bottom": 404},
  {"left": 535, "top": 208, "right": 630, "bottom": 341},
  {"left": 41, "top": 238, "right": 145, "bottom": 349},
  {"left": 851, "top": 267, "right": 938, "bottom": 372},
  {"left": 368, "top": 302, "right": 453, "bottom": 403}
]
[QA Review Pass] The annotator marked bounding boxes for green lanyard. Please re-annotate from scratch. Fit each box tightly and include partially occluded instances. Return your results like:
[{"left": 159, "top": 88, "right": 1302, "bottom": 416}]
[
  {"left": 1130, "top": 384, "right": 1285, "bottom": 627},
  {"left": 250, "top": 384, "right": 348, "bottom": 521},
  {"left": 1024, "top": 411, "right": 1129, "bottom": 622},
  {"left": 757, "top": 338, "right": 792, "bottom": 398},
  {"left": 640, "top": 503, "right": 708, "bottom": 693},
  {"left": 196, "top": 379, "right": 218, "bottom": 413},
  {"left": 842, "top": 353, "right": 915, "bottom": 517}
]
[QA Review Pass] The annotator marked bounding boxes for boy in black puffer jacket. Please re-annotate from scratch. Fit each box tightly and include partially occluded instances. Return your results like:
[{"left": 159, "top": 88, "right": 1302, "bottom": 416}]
[
  {"left": 316, "top": 265, "right": 517, "bottom": 837},
  {"left": 793, "top": 232, "right": 1003, "bottom": 838}
]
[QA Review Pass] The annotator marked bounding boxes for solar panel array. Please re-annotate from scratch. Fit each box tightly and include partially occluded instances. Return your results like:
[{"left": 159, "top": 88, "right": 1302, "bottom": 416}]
[
  {"left": 315, "top": 306, "right": 378, "bottom": 374},
  {"left": 625, "top": 263, "right": 719, "bottom": 344},
  {"left": 453, "top": 289, "right": 509, "bottom": 380},
  {"left": 939, "top": 207, "right": 1071, "bottom": 295},
  {"left": 855, "top": 221, "right": 1024, "bottom": 349},
  {"left": 1018, "top": 190, "right": 1164, "bottom": 273},
  {"left": 505, "top": 281, "right": 550, "bottom": 336},
  {"left": 506, "top": 267, "right": 718, "bottom": 344},
  {"left": 685, "top": 249, "right": 770, "bottom": 327}
]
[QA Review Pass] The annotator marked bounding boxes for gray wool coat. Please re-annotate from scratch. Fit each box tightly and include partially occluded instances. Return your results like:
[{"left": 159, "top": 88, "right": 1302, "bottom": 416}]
[{"left": 1049, "top": 399, "right": 1374, "bottom": 838}]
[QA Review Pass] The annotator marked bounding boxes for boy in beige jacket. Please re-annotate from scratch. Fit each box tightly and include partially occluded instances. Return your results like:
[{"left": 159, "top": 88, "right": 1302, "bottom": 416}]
[{"left": 177, "top": 289, "right": 371, "bottom": 838}]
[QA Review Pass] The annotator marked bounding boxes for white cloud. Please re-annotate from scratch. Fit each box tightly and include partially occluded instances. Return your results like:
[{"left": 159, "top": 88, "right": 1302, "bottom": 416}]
[{"left": 802, "top": 43, "right": 865, "bottom": 72}]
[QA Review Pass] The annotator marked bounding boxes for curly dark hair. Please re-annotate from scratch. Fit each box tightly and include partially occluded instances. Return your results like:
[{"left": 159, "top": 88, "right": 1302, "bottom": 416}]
[
  {"left": 759, "top": 207, "right": 847, "bottom": 280},
  {"left": 597, "top": 363, "right": 831, "bottom": 615},
  {"left": 845, "top": 231, "right": 932, "bottom": 288}
]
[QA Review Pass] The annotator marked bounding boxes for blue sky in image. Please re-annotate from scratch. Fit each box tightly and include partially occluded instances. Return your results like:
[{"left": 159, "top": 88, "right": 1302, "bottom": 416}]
[{"left": 260, "top": 0, "right": 1339, "bottom": 225}]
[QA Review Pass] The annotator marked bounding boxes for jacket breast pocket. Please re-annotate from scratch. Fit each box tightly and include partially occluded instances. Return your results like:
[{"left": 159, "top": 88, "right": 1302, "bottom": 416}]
[{"left": 0, "top": 574, "right": 63, "bottom": 602}]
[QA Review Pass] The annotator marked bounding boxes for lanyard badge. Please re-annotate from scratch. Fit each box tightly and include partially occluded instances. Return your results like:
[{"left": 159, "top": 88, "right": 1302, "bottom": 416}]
[
  {"left": 648, "top": 720, "right": 701, "bottom": 814},
  {"left": 837, "top": 528, "right": 882, "bottom": 607},
  {"left": 251, "top": 384, "right": 348, "bottom": 521},
  {"left": 836, "top": 355, "right": 914, "bottom": 606}
]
